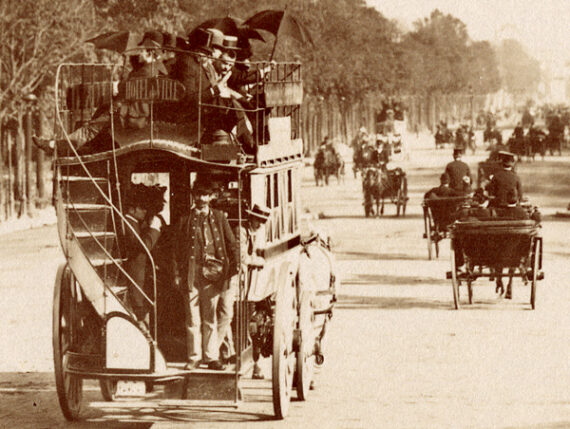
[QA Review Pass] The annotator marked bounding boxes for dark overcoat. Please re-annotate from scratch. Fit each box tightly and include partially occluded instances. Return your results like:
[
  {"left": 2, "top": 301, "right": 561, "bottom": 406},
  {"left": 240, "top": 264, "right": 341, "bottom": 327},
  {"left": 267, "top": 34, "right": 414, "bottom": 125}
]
[{"left": 174, "top": 208, "right": 239, "bottom": 292}]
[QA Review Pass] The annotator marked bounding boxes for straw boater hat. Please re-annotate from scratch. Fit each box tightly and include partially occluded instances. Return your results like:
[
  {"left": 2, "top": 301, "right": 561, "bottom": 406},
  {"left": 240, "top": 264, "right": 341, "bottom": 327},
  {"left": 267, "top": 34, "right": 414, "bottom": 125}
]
[
  {"left": 246, "top": 204, "right": 271, "bottom": 223},
  {"left": 498, "top": 151, "right": 515, "bottom": 167}
]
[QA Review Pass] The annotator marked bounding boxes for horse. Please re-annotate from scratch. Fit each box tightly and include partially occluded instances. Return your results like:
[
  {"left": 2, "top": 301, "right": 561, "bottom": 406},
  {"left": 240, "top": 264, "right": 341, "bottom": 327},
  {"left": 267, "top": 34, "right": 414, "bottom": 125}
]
[
  {"left": 314, "top": 147, "right": 341, "bottom": 186},
  {"left": 362, "top": 166, "right": 398, "bottom": 217}
]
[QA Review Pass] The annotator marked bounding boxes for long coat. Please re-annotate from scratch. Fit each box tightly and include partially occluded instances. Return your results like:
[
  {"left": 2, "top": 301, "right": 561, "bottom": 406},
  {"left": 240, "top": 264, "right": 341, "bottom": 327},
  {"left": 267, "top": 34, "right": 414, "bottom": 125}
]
[
  {"left": 174, "top": 208, "right": 239, "bottom": 292},
  {"left": 487, "top": 168, "right": 522, "bottom": 207},
  {"left": 444, "top": 160, "right": 471, "bottom": 192}
]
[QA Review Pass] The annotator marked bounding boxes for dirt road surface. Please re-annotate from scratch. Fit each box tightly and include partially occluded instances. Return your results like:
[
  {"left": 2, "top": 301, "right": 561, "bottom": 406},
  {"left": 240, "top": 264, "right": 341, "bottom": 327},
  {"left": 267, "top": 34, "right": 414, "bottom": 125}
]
[{"left": 1, "top": 145, "right": 569, "bottom": 429}]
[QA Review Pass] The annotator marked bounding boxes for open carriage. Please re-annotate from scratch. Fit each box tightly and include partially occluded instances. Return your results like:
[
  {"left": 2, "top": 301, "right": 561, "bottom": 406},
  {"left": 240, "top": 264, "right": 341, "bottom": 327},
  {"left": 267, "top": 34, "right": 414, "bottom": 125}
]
[
  {"left": 447, "top": 220, "right": 543, "bottom": 309},
  {"left": 51, "top": 52, "right": 336, "bottom": 421},
  {"left": 422, "top": 196, "right": 470, "bottom": 260},
  {"left": 361, "top": 166, "right": 408, "bottom": 217}
]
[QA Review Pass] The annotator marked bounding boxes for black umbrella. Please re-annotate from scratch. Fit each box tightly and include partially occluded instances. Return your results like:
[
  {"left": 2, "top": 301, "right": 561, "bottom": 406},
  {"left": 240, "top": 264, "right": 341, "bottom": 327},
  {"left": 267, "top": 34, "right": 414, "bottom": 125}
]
[
  {"left": 191, "top": 16, "right": 265, "bottom": 41},
  {"left": 243, "top": 9, "right": 313, "bottom": 59},
  {"left": 85, "top": 31, "right": 140, "bottom": 54}
]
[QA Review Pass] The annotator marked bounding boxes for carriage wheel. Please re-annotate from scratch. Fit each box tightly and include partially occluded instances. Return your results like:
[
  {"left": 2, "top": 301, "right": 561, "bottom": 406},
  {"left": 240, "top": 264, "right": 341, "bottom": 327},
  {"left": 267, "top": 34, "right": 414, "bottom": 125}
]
[
  {"left": 272, "top": 277, "right": 298, "bottom": 419},
  {"left": 450, "top": 242, "right": 460, "bottom": 309},
  {"left": 424, "top": 209, "right": 433, "bottom": 260},
  {"left": 530, "top": 238, "right": 540, "bottom": 310},
  {"left": 401, "top": 177, "right": 408, "bottom": 216},
  {"left": 296, "top": 291, "right": 315, "bottom": 401},
  {"left": 99, "top": 380, "right": 117, "bottom": 401},
  {"left": 53, "top": 263, "right": 83, "bottom": 420}
]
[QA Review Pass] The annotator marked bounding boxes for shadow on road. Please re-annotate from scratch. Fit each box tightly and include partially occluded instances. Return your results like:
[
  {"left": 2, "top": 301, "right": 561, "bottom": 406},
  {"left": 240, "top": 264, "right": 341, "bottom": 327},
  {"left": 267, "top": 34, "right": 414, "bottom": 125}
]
[
  {"left": 337, "top": 294, "right": 451, "bottom": 310},
  {"left": 337, "top": 251, "right": 422, "bottom": 261},
  {"left": 344, "top": 273, "right": 443, "bottom": 286}
]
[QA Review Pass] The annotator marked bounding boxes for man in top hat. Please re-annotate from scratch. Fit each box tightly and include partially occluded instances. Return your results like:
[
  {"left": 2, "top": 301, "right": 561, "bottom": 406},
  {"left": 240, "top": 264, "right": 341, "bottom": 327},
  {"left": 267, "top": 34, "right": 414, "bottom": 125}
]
[
  {"left": 444, "top": 148, "right": 472, "bottom": 194},
  {"left": 173, "top": 177, "right": 239, "bottom": 370},
  {"left": 486, "top": 151, "right": 522, "bottom": 208}
]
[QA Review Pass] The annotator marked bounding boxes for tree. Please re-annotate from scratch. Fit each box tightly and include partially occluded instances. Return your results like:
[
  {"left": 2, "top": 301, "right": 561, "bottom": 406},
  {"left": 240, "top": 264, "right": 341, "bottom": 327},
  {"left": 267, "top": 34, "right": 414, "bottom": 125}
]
[{"left": 496, "top": 39, "right": 541, "bottom": 95}]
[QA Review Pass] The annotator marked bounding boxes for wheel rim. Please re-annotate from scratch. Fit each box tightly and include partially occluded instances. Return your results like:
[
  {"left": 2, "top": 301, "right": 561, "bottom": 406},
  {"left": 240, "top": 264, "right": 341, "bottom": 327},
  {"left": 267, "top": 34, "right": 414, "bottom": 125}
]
[
  {"left": 99, "top": 379, "right": 117, "bottom": 401},
  {"left": 426, "top": 212, "right": 433, "bottom": 260},
  {"left": 272, "top": 279, "right": 297, "bottom": 419},
  {"left": 450, "top": 242, "right": 460, "bottom": 309},
  {"left": 53, "top": 264, "right": 83, "bottom": 420},
  {"left": 531, "top": 239, "right": 539, "bottom": 310},
  {"left": 296, "top": 294, "right": 315, "bottom": 401}
]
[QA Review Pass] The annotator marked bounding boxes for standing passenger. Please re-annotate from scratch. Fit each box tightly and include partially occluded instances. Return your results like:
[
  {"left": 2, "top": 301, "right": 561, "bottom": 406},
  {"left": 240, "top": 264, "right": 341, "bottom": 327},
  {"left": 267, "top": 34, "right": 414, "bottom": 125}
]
[{"left": 173, "top": 178, "right": 239, "bottom": 370}]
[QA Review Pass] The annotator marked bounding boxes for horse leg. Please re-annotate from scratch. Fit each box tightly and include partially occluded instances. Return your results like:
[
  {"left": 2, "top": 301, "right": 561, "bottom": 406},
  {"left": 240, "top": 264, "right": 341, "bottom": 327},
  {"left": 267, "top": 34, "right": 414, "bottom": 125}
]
[{"left": 505, "top": 268, "right": 514, "bottom": 299}]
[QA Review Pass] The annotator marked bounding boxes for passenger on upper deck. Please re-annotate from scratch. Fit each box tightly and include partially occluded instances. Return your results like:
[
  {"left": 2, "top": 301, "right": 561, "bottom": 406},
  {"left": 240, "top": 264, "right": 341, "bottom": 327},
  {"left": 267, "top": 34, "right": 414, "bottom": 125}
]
[
  {"left": 167, "top": 28, "right": 257, "bottom": 152},
  {"left": 33, "top": 31, "right": 168, "bottom": 155}
]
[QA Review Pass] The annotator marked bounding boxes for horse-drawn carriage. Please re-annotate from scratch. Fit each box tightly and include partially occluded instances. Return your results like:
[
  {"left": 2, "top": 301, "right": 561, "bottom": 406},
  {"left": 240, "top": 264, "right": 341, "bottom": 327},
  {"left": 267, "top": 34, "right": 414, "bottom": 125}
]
[
  {"left": 448, "top": 220, "right": 543, "bottom": 309},
  {"left": 50, "top": 49, "right": 336, "bottom": 421},
  {"left": 422, "top": 196, "right": 470, "bottom": 260},
  {"left": 313, "top": 143, "right": 343, "bottom": 186},
  {"left": 362, "top": 165, "right": 408, "bottom": 217}
]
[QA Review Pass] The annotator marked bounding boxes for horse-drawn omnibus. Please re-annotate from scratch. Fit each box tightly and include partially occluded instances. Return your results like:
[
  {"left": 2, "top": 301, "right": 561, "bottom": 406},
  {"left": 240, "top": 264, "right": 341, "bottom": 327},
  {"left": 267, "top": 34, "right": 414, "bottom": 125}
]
[{"left": 50, "top": 44, "right": 336, "bottom": 421}]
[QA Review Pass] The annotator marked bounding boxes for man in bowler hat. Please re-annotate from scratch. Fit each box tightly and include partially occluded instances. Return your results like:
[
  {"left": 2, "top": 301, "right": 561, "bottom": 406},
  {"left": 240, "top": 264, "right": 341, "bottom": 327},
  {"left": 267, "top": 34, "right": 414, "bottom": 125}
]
[{"left": 173, "top": 178, "right": 239, "bottom": 370}]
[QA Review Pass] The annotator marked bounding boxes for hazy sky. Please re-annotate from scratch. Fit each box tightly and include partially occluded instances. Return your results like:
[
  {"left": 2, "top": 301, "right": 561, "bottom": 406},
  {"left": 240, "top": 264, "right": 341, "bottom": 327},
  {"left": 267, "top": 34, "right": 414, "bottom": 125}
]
[{"left": 368, "top": 0, "right": 569, "bottom": 70}]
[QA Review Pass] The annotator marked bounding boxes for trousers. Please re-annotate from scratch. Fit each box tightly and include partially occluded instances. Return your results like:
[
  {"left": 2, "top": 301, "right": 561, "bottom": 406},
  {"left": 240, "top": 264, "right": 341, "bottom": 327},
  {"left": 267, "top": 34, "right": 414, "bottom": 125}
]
[{"left": 183, "top": 282, "right": 234, "bottom": 363}]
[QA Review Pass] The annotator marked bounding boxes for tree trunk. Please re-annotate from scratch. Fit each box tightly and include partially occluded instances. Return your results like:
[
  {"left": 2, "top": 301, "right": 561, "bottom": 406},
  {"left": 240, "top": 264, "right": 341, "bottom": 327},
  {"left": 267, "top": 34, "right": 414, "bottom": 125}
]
[
  {"left": 35, "top": 110, "right": 46, "bottom": 207},
  {"left": 25, "top": 109, "right": 34, "bottom": 215}
]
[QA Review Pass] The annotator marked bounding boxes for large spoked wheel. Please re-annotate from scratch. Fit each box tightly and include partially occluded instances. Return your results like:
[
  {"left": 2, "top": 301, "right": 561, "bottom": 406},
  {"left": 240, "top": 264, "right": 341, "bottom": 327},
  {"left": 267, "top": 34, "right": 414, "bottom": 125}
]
[
  {"left": 53, "top": 263, "right": 83, "bottom": 420},
  {"left": 272, "top": 277, "right": 298, "bottom": 419},
  {"left": 296, "top": 291, "right": 315, "bottom": 401},
  {"left": 450, "top": 241, "right": 460, "bottom": 310},
  {"left": 424, "top": 209, "right": 433, "bottom": 260},
  {"left": 396, "top": 177, "right": 407, "bottom": 217},
  {"left": 99, "top": 380, "right": 117, "bottom": 401},
  {"left": 530, "top": 238, "right": 540, "bottom": 310}
]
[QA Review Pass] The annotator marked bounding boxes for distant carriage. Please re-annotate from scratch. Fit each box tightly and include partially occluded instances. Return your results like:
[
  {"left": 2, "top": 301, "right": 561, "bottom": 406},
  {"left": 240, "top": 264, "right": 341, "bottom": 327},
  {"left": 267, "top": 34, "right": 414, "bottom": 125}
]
[
  {"left": 314, "top": 147, "right": 343, "bottom": 186},
  {"left": 361, "top": 166, "right": 407, "bottom": 217}
]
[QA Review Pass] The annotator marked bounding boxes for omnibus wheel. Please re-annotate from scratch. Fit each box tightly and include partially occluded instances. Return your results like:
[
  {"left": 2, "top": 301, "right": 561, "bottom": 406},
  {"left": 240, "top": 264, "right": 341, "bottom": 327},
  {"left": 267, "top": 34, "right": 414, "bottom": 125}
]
[
  {"left": 272, "top": 277, "right": 297, "bottom": 419},
  {"left": 450, "top": 242, "right": 460, "bottom": 310},
  {"left": 53, "top": 263, "right": 83, "bottom": 420},
  {"left": 296, "top": 292, "right": 315, "bottom": 401},
  {"left": 99, "top": 380, "right": 117, "bottom": 401},
  {"left": 531, "top": 238, "right": 540, "bottom": 310}
]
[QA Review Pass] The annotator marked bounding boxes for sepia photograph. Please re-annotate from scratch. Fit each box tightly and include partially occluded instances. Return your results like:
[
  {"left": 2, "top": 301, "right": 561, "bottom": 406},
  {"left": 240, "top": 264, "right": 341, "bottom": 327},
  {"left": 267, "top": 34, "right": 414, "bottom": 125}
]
[{"left": 0, "top": 0, "right": 568, "bottom": 427}]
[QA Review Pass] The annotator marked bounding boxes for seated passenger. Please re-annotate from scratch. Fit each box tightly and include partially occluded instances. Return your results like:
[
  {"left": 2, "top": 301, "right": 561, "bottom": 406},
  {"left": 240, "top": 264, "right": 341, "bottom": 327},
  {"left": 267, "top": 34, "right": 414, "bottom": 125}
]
[
  {"left": 424, "top": 174, "right": 463, "bottom": 199},
  {"left": 167, "top": 28, "right": 255, "bottom": 151},
  {"left": 34, "top": 32, "right": 169, "bottom": 155},
  {"left": 494, "top": 190, "right": 529, "bottom": 220}
]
